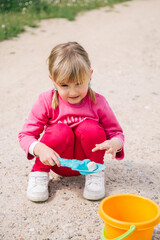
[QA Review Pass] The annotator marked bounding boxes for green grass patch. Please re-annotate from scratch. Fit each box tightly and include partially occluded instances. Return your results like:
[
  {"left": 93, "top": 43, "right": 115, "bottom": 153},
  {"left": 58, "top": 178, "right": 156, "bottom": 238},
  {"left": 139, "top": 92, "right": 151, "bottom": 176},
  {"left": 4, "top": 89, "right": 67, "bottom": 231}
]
[{"left": 0, "top": 0, "right": 131, "bottom": 41}]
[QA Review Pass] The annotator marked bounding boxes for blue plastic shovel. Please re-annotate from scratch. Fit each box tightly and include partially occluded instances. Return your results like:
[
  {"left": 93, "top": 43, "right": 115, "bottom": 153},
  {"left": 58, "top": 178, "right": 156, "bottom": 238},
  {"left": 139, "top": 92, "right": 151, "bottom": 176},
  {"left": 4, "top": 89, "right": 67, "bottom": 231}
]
[{"left": 58, "top": 158, "right": 106, "bottom": 175}]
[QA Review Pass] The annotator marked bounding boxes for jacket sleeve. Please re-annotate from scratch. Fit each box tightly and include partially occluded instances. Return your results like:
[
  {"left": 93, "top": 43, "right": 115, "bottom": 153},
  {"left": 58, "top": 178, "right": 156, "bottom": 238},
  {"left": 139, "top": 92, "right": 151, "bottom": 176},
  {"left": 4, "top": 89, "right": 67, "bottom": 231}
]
[
  {"left": 18, "top": 93, "right": 50, "bottom": 160},
  {"left": 99, "top": 97, "right": 125, "bottom": 160}
]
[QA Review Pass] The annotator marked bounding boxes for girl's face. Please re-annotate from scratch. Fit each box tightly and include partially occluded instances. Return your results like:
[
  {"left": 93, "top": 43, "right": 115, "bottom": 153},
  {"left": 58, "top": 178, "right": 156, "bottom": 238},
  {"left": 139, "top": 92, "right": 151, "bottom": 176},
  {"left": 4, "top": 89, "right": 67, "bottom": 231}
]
[{"left": 52, "top": 70, "right": 93, "bottom": 104}]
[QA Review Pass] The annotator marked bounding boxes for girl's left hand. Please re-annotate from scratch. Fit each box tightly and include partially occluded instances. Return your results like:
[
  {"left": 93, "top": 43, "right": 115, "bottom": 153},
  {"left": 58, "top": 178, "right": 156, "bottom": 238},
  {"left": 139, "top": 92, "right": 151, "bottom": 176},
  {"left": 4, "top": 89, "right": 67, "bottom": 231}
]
[{"left": 92, "top": 138, "right": 122, "bottom": 159}]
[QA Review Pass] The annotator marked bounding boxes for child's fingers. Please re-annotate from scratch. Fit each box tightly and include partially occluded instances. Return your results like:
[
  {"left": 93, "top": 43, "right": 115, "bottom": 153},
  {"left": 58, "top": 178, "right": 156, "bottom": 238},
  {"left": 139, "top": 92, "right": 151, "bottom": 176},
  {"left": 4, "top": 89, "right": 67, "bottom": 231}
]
[
  {"left": 48, "top": 158, "right": 55, "bottom": 166},
  {"left": 92, "top": 147, "right": 98, "bottom": 152},
  {"left": 105, "top": 148, "right": 113, "bottom": 155},
  {"left": 92, "top": 143, "right": 109, "bottom": 152},
  {"left": 92, "top": 144, "right": 102, "bottom": 152},
  {"left": 55, "top": 152, "right": 60, "bottom": 159},
  {"left": 106, "top": 149, "right": 116, "bottom": 159},
  {"left": 112, "top": 152, "right": 116, "bottom": 159},
  {"left": 52, "top": 155, "right": 61, "bottom": 167}
]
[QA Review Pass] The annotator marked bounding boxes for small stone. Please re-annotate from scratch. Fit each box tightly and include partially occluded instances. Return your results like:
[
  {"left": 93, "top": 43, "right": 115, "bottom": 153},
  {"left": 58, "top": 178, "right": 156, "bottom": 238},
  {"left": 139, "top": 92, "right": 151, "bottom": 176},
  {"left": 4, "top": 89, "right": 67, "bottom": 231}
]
[
  {"left": 29, "top": 228, "right": 34, "bottom": 232},
  {"left": 87, "top": 162, "right": 97, "bottom": 171},
  {"left": 139, "top": 180, "right": 143, "bottom": 183}
]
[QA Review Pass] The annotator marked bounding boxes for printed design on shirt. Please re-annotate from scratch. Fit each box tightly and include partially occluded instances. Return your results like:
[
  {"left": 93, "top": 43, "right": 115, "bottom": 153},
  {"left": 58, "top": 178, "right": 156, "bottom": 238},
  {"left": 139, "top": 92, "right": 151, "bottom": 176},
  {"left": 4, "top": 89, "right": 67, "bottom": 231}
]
[{"left": 58, "top": 116, "right": 86, "bottom": 126}]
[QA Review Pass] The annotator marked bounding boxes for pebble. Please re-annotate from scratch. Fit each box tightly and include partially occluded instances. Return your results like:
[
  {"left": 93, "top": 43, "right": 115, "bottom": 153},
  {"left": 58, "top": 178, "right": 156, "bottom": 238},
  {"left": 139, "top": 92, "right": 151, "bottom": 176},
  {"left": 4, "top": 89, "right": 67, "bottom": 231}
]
[
  {"left": 29, "top": 228, "right": 34, "bottom": 232},
  {"left": 87, "top": 162, "right": 97, "bottom": 171}
]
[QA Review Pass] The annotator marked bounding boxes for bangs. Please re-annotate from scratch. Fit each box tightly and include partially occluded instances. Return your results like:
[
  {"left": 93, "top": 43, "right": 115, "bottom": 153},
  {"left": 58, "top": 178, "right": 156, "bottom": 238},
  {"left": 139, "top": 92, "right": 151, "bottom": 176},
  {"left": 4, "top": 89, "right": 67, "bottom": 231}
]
[{"left": 52, "top": 54, "right": 90, "bottom": 84}]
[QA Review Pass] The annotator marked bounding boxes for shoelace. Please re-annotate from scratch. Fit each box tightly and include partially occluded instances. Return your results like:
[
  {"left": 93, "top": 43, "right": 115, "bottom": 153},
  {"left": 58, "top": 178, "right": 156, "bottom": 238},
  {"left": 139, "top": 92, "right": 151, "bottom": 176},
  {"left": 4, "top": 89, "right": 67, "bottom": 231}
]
[
  {"left": 86, "top": 173, "right": 103, "bottom": 186},
  {"left": 30, "top": 176, "right": 48, "bottom": 186}
]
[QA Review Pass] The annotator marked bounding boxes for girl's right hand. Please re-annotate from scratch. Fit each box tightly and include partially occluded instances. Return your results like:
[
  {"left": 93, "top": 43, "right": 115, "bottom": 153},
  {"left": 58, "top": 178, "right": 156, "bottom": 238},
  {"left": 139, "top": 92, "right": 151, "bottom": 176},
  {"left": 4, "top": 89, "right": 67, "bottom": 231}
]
[{"left": 33, "top": 142, "right": 61, "bottom": 167}]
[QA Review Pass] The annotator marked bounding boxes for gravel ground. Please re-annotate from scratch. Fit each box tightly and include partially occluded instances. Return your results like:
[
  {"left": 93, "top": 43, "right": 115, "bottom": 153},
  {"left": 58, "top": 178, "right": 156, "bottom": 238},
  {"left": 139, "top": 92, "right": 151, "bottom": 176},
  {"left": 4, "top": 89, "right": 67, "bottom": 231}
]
[{"left": 0, "top": 0, "right": 160, "bottom": 239}]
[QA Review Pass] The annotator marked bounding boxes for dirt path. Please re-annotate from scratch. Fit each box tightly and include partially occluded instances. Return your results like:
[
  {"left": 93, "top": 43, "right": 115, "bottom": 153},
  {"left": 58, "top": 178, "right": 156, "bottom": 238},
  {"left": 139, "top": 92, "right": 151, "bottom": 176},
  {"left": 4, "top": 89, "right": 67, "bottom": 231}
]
[{"left": 0, "top": 0, "right": 160, "bottom": 239}]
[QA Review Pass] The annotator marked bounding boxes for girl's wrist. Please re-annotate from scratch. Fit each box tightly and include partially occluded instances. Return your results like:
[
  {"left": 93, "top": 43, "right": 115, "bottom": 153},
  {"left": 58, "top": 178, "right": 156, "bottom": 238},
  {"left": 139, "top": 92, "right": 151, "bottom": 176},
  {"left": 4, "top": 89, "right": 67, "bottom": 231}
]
[
  {"left": 116, "top": 139, "right": 123, "bottom": 152},
  {"left": 33, "top": 142, "right": 45, "bottom": 157},
  {"left": 111, "top": 138, "right": 122, "bottom": 152},
  {"left": 29, "top": 141, "right": 39, "bottom": 156}
]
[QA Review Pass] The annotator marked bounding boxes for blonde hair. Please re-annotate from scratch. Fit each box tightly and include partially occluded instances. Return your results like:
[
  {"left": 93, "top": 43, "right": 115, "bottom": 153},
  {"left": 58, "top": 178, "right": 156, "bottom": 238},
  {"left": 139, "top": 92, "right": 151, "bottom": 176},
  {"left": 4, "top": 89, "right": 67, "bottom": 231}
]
[{"left": 48, "top": 42, "right": 96, "bottom": 109}]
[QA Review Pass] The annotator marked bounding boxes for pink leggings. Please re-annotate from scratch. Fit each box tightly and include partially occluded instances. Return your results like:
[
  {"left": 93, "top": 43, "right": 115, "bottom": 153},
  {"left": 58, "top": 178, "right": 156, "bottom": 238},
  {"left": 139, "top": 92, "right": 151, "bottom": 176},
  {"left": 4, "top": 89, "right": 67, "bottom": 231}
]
[{"left": 32, "top": 120, "right": 106, "bottom": 177}]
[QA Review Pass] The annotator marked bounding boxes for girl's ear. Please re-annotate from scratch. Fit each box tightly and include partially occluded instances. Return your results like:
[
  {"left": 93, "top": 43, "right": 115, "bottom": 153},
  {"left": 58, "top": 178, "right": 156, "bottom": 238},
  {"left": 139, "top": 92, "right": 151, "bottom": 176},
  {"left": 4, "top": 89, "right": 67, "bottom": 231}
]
[
  {"left": 49, "top": 75, "right": 57, "bottom": 89},
  {"left": 49, "top": 75, "right": 53, "bottom": 81},
  {"left": 90, "top": 69, "right": 93, "bottom": 78}
]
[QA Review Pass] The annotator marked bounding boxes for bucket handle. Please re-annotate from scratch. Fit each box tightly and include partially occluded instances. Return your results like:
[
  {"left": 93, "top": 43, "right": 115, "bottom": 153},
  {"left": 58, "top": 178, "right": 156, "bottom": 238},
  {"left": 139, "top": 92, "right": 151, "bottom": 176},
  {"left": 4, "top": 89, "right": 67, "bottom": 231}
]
[{"left": 101, "top": 225, "right": 136, "bottom": 240}]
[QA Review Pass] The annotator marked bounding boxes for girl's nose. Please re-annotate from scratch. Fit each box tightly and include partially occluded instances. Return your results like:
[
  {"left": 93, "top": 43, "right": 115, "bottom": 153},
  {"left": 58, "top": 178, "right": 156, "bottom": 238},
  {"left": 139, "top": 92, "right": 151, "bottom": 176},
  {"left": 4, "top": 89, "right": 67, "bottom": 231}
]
[{"left": 69, "top": 87, "right": 77, "bottom": 96}]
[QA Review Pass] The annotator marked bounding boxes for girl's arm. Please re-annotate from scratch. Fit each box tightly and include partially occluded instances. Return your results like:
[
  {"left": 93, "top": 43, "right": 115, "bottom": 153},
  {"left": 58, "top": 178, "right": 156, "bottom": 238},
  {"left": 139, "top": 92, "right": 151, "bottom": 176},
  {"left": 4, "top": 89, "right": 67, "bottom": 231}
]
[
  {"left": 18, "top": 92, "right": 51, "bottom": 160},
  {"left": 96, "top": 97, "right": 125, "bottom": 160}
]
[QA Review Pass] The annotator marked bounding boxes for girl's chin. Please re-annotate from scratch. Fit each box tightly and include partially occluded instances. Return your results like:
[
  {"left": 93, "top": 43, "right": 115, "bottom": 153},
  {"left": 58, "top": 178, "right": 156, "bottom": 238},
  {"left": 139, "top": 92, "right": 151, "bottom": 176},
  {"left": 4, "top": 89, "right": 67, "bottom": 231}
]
[{"left": 68, "top": 97, "right": 82, "bottom": 104}]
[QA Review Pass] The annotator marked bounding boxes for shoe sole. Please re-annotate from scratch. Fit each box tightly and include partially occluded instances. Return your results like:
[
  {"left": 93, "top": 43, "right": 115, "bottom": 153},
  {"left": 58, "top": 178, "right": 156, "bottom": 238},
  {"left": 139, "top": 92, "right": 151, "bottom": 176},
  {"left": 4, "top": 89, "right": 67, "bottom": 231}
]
[
  {"left": 83, "top": 190, "right": 105, "bottom": 201},
  {"left": 27, "top": 192, "right": 49, "bottom": 202}
]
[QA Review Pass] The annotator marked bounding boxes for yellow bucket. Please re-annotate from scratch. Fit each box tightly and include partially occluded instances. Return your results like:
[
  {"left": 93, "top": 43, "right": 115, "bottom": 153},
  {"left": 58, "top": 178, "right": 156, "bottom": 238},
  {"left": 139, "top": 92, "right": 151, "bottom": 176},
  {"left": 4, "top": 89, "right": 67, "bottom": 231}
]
[{"left": 99, "top": 194, "right": 160, "bottom": 240}]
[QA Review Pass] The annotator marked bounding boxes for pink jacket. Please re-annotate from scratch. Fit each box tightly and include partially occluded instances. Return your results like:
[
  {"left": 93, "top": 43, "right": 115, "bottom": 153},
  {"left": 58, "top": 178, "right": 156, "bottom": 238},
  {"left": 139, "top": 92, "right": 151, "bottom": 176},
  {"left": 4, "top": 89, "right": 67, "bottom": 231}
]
[{"left": 19, "top": 89, "right": 124, "bottom": 160}]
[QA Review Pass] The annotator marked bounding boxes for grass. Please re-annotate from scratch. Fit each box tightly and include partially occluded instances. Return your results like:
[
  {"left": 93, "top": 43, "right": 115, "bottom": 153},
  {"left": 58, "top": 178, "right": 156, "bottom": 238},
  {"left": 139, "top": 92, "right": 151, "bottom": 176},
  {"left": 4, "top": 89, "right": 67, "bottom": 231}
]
[{"left": 0, "top": 0, "right": 131, "bottom": 41}]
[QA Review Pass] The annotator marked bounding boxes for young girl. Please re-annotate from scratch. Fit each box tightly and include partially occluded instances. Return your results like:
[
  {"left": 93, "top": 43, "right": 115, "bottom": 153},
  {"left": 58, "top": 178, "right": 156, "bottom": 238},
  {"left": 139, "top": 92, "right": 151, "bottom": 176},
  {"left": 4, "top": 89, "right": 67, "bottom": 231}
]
[{"left": 18, "top": 42, "right": 124, "bottom": 202}]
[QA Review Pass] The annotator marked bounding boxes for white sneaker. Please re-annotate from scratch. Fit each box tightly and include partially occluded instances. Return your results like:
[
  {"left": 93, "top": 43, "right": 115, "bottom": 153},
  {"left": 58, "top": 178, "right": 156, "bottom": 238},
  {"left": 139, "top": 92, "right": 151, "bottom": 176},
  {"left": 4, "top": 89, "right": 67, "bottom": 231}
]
[
  {"left": 83, "top": 171, "right": 105, "bottom": 200},
  {"left": 27, "top": 171, "right": 49, "bottom": 202}
]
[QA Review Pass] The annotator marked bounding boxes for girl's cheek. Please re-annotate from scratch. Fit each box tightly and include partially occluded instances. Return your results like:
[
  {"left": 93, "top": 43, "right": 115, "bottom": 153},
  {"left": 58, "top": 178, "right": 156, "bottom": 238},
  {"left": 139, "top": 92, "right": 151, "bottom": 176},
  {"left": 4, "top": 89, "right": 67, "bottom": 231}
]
[{"left": 60, "top": 89, "right": 65, "bottom": 94}]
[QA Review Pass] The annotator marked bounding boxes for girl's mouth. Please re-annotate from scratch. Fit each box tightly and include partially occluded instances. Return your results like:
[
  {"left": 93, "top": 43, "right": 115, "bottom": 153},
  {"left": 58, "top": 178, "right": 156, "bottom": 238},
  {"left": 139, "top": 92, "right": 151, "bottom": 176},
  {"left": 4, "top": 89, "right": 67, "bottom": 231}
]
[{"left": 69, "top": 96, "right": 79, "bottom": 99}]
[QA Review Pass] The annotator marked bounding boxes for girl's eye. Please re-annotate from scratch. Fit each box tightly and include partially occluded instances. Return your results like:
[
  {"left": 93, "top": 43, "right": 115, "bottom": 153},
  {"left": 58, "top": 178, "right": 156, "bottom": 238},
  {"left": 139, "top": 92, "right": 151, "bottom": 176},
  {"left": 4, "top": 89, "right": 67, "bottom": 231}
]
[{"left": 61, "top": 84, "right": 68, "bottom": 87}]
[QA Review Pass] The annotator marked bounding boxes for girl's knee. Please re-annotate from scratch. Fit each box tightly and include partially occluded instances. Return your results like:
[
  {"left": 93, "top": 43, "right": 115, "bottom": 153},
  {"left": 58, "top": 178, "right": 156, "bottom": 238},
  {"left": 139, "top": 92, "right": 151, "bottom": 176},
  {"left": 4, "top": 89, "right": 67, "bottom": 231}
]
[
  {"left": 55, "top": 123, "right": 74, "bottom": 144},
  {"left": 75, "top": 120, "right": 106, "bottom": 141},
  {"left": 41, "top": 123, "right": 74, "bottom": 145}
]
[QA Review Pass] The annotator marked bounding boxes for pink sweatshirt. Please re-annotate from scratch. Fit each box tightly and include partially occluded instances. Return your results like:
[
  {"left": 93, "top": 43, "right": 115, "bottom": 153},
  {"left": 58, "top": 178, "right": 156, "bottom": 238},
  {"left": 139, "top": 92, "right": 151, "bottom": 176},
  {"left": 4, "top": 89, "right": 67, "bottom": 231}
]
[{"left": 19, "top": 89, "right": 124, "bottom": 160}]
